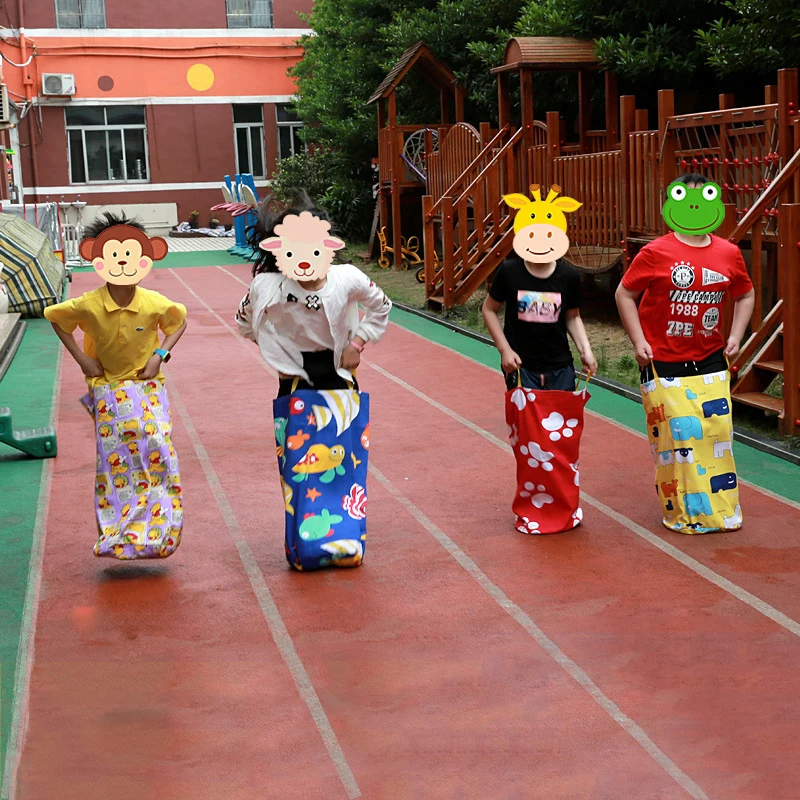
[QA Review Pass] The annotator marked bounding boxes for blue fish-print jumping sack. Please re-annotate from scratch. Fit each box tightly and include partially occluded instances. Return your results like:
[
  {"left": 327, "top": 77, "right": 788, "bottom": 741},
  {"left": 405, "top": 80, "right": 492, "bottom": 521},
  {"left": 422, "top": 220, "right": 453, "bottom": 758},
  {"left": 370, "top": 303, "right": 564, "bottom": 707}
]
[{"left": 273, "top": 387, "right": 370, "bottom": 570}]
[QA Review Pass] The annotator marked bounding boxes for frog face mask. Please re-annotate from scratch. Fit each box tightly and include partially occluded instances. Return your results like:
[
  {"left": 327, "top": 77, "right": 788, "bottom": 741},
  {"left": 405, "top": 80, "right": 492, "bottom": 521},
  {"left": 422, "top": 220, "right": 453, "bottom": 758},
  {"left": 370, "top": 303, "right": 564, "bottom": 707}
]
[{"left": 662, "top": 180, "right": 724, "bottom": 236}]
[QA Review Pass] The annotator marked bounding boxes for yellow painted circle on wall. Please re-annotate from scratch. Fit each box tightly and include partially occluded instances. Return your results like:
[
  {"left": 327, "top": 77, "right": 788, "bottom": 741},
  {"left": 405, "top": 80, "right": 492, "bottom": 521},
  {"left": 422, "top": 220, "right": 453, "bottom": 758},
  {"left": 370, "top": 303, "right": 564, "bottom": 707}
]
[{"left": 187, "top": 64, "right": 215, "bottom": 92}]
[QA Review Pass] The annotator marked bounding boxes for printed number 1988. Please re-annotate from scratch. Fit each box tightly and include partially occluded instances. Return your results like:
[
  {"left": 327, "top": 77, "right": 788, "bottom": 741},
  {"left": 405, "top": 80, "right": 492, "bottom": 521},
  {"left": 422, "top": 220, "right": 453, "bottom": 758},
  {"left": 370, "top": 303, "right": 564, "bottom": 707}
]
[{"left": 670, "top": 303, "right": 699, "bottom": 317}]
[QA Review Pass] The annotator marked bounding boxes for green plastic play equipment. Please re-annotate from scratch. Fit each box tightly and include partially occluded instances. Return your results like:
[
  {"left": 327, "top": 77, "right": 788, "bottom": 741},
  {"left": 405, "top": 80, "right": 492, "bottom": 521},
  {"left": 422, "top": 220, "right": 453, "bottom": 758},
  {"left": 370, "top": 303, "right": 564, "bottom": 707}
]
[{"left": 0, "top": 407, "right": 57, "bottom": 458}]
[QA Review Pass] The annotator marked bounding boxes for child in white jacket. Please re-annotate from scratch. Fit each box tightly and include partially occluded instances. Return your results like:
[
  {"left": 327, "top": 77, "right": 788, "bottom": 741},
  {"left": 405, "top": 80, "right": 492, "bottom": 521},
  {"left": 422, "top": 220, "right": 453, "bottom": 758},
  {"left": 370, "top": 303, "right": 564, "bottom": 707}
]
[{"left": 235, "top": 197, "right": 391, "bottom": 394}]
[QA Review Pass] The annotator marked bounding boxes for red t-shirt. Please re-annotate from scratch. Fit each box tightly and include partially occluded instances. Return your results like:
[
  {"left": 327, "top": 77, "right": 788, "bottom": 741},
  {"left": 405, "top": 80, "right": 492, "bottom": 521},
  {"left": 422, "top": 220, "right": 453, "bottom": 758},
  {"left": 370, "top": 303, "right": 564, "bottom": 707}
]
[{"left": 621, "top": 233, "right": 753, "bottom": 361}]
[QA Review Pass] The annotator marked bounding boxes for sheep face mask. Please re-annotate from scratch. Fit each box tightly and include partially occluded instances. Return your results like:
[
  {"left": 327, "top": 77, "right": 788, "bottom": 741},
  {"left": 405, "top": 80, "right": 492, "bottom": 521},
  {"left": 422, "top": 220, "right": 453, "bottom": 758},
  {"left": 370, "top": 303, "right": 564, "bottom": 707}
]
[{"left": 260, "top": 211, "right": 345, "bottom": 283}]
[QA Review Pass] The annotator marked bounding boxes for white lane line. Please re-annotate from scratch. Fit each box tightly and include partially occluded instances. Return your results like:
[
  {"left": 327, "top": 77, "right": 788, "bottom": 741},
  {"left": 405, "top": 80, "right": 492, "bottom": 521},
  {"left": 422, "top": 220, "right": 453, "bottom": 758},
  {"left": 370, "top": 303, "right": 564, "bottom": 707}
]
[
  {"left": 202, "top": 267, "right": 800, "bottom": 635},
  {"left": 215, "top": 265, "right": 249, "bottom": 286},
  {"left": 216, "top": 262, "right": 800, "bottom": 512},
  {"left": 169, "top": 383, "right": 361, "bottom": 799},
  {"left": 1, "top": 348, "right": 63, "bottom": 800},
  {"left": 202, "top": 268, "right": 800, "bottom": 634},
  {"left": 381, "top": 308, "right": 800, "bottom": 512},
  {"left": 582, "top": 494, "right": 800, "bottom": 636},
  {"left": 369, "top": 463, "right": 710, "bottom": 800},
  {"left": 367, "top": 361, "right": 800, "bottom": 639},
  {"left": 169, "top": 268, "right": 252, "bottom": 343},
  {"left": 200, "top": 267, "right": 711, "bottom": 795}
]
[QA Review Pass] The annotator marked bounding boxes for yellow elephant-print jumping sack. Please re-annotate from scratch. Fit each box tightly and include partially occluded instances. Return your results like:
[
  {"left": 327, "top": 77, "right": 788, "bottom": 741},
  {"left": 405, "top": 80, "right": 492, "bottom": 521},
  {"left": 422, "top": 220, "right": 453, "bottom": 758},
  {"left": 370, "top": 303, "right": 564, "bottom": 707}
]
[{"left": 641, "top": 364, "right": 741, "bottom": 533}]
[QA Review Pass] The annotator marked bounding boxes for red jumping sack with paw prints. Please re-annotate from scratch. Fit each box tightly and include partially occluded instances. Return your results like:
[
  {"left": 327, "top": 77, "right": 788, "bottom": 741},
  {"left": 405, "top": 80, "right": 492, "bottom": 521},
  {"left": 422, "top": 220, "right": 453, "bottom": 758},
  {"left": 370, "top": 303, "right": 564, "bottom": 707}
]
[{"left": 504, "top": 373, "right": 590, "bottom": 534}]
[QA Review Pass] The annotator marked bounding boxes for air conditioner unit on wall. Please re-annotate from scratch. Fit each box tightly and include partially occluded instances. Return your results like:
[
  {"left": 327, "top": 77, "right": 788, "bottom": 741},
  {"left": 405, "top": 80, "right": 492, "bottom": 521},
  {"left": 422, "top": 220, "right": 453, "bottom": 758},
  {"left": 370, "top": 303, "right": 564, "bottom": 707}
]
[
  {"left": 0, "top": 85, "right": 11, "bottom": 126},
  {"left": 42, "top": 73, "right": 76, "bottom": 97}
]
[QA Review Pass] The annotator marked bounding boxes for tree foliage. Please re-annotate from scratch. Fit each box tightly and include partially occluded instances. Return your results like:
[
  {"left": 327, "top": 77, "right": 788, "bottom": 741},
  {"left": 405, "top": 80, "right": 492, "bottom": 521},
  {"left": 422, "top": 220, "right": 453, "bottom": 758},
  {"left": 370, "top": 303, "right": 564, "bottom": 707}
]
[
  {"left": 697, "top": 0, "right": 800, "bottom": 76},
  {"left": 285, "top": 0, "right": 800, "bottom": 236}
]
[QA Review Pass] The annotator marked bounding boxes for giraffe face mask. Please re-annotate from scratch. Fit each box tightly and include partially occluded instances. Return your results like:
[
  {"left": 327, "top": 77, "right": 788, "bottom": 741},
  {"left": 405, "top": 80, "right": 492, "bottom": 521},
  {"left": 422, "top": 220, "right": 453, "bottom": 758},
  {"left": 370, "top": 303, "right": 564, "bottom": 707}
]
[{"left": 503, "top": 185, "right": 582, "bottom": 263}]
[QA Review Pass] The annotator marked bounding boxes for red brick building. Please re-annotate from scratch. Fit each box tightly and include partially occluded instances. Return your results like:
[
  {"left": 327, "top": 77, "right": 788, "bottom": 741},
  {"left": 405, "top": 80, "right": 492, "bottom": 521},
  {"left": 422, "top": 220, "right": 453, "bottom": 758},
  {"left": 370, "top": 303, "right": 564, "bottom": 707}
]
[{"left": 0, "top": 0, "right": 311, "bottom": 231}]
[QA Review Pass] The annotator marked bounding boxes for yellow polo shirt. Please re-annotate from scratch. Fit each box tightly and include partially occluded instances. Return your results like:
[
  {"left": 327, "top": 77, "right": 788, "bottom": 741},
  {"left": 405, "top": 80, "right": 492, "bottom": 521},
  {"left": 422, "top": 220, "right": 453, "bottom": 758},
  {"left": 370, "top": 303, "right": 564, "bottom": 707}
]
[{"left": 44, "top": 285, "right": 187, "bottom": 388}]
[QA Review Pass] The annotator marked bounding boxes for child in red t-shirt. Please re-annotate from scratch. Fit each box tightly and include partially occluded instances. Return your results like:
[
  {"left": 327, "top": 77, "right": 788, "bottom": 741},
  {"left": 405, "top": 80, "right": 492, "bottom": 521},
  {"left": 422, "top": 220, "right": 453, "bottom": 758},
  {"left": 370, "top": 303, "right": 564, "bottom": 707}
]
[
  {"left": 616, "top": 174, "right": 754, "bottom": 380},
  {"left": 615, "top": 173, "right": 755, "bottom": 535}
]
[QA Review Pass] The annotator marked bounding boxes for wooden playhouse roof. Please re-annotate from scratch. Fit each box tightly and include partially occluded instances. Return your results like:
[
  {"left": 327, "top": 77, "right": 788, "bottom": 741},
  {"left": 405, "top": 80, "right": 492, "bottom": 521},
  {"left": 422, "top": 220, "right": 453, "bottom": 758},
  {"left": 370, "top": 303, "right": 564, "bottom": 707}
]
[
  {"left": 491, "top": 37, "right": 601, "bottom": 73},
  {"left": 367, "top": 41, "right": 460, "bottom": 104}
]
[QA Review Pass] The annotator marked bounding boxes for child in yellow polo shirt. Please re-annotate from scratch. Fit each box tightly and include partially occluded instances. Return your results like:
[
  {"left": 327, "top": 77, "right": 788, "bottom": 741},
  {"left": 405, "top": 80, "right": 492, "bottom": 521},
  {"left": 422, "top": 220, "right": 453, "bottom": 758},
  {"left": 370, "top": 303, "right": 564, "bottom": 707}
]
[{"left": 45, "top": 212, "right": 188, "bottom": 560}]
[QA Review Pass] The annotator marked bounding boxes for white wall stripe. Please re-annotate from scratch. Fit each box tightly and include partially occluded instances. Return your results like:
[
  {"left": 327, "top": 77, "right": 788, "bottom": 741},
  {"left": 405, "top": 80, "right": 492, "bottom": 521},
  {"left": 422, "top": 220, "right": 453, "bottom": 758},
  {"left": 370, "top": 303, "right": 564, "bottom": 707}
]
[
  {"left": 168, "top": 383, "right": 361, "bottom": 799},
  {"left": 24, "top": 180, "right": 270, "bottom": 195},
  {"left": 368, "top": 463, "right": 710, "bottom": 800},
  {"left": 23, "top": 28, "right": 309, "bottom": 38},
  {"left": 1, "top": 348, "right": 63, "bottom": 800},
  {"left": 35, "top": 95, "right": 296, "bottom": 107}
]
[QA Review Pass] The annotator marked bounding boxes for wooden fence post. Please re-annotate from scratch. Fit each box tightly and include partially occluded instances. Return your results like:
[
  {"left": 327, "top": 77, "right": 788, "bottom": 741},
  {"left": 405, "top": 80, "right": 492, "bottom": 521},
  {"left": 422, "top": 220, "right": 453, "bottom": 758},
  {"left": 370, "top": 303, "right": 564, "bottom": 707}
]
[
  {"left": 578, "top": 69, "right": 591, "bottom": 153},
  {"left": 546, "top": 111, "right": 561, "bottom": 189},
  {"left": 778, "top": 69, "right": 798, "bottom": 207},
  {"left": 441, "top": 196, "right": 455, "bottom": 309},
  {"left": 605, "top": 71, "right": 619, "bottom": 150},
  {"left": 619, "top": 95, "right": 636, "bottom": 268},
  {"left": 780, "top": 204, "right": 800, "bottom": 436},
  {"left": 658, "top": 89, "right": 676, "bottom": 234},
  {"left": 422, "top": 194, "right": 435, "bottom": 300},
  {"left": 388, "top": 90, "right": 403, "bottom": 268},
  {"left": 497, "top": 73, "right": 510, "bottom": 131}
]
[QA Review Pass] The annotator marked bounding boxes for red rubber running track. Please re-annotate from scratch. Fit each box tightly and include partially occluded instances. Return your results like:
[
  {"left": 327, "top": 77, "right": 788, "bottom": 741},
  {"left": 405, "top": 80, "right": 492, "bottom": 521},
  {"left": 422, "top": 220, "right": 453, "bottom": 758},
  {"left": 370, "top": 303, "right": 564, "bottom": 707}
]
[{"left": 7, "top": 265, "right": 800, "bottom": 799}]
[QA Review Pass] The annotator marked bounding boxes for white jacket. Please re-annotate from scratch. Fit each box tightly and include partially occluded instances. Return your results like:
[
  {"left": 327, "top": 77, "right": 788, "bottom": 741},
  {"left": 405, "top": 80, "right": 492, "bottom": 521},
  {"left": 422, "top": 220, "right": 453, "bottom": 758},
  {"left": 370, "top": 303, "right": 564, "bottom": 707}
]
[{"left": 235, "top": 263, "right": 392, "bottom": 383}]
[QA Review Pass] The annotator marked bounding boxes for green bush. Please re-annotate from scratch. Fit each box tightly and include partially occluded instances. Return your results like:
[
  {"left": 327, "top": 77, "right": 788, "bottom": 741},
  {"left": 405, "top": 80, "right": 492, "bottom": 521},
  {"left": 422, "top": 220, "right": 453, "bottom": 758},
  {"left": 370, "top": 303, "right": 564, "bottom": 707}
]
[
  {"left": 318, "top": 181, "right": 373, "bottom": 241},
  {"left": 269, "top": 150, "right": 373, "bottom": 241}
]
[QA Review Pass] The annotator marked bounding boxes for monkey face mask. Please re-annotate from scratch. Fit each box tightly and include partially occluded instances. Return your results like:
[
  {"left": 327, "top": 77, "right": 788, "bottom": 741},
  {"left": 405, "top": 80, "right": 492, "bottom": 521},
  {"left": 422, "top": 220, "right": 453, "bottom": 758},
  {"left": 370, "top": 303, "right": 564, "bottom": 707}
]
[{"left": 79, "top": 225, "right": 169, "bottom": 286}]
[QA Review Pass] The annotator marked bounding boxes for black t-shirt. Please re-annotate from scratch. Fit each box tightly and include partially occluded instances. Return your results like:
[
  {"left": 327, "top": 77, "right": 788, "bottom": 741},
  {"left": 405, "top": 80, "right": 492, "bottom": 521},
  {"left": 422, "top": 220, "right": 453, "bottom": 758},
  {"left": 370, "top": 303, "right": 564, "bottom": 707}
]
[{"left": 488, "top": 256, "right": 580, "bottom": 370}]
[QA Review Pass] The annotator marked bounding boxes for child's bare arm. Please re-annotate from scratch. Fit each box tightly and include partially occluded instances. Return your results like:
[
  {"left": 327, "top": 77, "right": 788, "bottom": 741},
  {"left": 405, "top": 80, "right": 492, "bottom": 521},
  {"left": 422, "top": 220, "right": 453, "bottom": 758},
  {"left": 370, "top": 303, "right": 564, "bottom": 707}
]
[
  {"left": 565, "top": 310, "right": 597, "bottom": 375},
  {"left": 615, "top": 283, "right": 652, "bottom": 367},
  {"left": 482, "top": 296, "right": 521, "bottom": 373},
  {"left": 138, "top": 321, "right": 188, "bottom": 379},
  {"left": 49, "top": 323, "right": 104, "bottom": 378},
  {"left": 161, "top": 320, "right": 187, "bottom": 352},
  {"left": 726, "top": 288, "right": 755, "bottom": 358}
]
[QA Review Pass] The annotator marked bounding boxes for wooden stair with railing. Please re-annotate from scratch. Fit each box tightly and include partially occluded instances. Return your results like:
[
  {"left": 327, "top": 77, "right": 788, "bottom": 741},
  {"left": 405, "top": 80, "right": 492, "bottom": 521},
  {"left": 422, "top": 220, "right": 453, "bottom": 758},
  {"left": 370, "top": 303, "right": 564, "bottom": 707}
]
[
  {"left": 727, "top": 145, "right": 800, "bottom": 434},
  {"left": 732, "top": 311, "right": 785, "bottom": 417},
  {"left": 422, "top": 126, "right": 527, "bottom": 308}
]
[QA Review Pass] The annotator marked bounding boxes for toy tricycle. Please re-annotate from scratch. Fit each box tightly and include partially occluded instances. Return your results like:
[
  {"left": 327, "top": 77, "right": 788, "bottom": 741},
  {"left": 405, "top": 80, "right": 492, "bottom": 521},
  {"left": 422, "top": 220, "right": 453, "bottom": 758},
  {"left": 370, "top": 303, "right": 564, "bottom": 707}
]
[{"left": 377, "top": 226, "right": 437, "bottom": 283}]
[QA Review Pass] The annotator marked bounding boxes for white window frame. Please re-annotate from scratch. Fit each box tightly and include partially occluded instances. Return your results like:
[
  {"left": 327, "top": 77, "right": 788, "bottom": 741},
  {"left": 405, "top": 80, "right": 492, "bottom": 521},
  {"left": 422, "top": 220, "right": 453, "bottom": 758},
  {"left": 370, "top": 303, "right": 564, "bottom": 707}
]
[
  {"left": 233, "top": 107, "right": 267, "bottom": 179},
  {"left": 66, "top": 107, "right": 150, "bottom": 185},
  {"left": 226, "top": 0, "right": 273, "bottom": 28},
  {"left": 54, "top": 0, "right": 106, "bottom": 28}
]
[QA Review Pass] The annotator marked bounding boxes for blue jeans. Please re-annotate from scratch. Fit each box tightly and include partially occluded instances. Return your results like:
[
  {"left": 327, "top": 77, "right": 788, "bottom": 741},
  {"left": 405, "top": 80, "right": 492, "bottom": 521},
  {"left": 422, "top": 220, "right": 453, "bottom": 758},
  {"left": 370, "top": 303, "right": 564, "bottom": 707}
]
[{"left": 505, "top": 364, "right": 577, "bottom": 391}]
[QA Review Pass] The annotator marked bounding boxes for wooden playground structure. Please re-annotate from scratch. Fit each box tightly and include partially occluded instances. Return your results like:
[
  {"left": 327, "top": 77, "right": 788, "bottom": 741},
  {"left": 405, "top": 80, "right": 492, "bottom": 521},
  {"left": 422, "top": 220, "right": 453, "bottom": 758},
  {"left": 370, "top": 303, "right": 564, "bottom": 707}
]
[{"left": 371, "top": 38, "right": 800, "bottom": 436}]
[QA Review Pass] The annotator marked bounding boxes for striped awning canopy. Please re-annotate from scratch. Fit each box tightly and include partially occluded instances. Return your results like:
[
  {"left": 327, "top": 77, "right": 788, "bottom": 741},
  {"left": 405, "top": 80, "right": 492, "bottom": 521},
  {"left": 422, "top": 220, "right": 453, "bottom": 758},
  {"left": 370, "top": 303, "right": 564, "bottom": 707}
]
[{"left": 0, "top": 214, "right": 65, "bottom": 318}]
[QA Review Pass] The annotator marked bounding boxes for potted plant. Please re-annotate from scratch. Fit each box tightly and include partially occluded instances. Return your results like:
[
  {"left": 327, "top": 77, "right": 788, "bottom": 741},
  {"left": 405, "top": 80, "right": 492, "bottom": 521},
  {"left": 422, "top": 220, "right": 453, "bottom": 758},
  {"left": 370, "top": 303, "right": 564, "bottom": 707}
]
[
  {"left": 188, "top": 210, "right": 200, "bottom": 229},
  {"left": 209, "top": 216, "right": 220, "bottom": 228}
]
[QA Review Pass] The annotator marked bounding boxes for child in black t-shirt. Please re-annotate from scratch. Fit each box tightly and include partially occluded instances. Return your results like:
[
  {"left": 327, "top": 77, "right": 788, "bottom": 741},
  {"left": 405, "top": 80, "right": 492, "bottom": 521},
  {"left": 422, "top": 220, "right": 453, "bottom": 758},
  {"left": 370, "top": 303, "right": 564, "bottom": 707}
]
[
  {"left": 483, "top": 185, "right": 596, "bottom": 389},
  {"left": 483, "top": 253, "right": 596, "bottom": 389}
]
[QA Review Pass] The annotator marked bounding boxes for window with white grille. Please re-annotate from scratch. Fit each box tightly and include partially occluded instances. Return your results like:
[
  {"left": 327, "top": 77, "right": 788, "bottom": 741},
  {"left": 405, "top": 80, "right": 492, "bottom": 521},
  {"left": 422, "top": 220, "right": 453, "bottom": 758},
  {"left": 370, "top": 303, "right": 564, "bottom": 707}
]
[
  {"left": 226, "top": 0, "right": 272, "bottom": 28},
  {"left": 55, "top": 0, "right": 106, "bottom": 28},
  {"left": 233, "top": 105, "right": 266, "bottom": 179},
  {"left": 66, "top": 106, "right": 149, "bottom": 184}
]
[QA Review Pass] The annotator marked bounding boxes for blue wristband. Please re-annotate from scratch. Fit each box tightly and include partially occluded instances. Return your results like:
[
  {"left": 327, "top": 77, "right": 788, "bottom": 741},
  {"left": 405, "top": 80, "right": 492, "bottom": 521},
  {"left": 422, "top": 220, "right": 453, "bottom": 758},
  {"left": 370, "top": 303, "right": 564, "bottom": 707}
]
[{"left": 154, "top": 347, "right": 171, "bottom": 363}]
